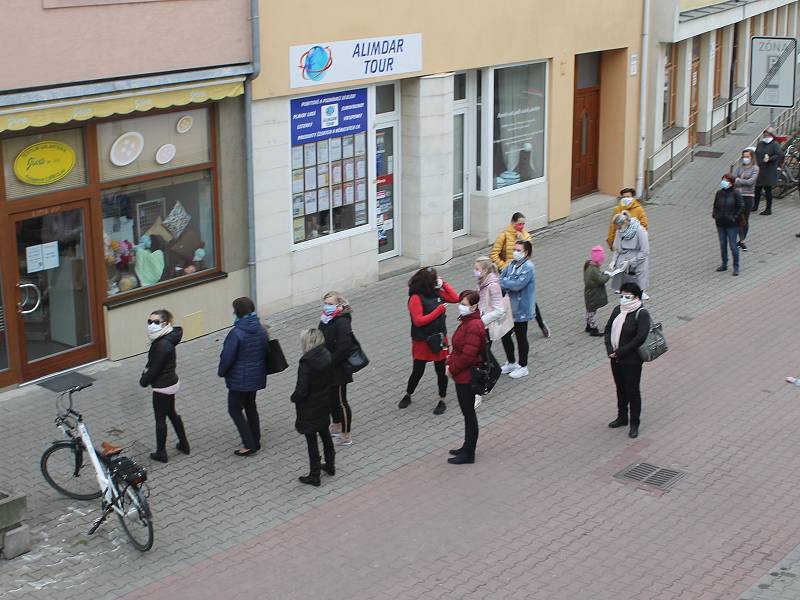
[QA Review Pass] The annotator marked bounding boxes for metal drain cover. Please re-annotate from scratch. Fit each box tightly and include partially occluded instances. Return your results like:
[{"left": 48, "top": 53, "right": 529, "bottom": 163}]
[
  {"left": 614, "top": 462, "right": 686, "bottom": 491},
  {"left": 694, "top": 150, "right": 725, "bottom": 158}
]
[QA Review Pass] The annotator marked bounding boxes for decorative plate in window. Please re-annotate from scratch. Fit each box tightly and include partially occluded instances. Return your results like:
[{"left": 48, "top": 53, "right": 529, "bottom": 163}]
[{"left": 110, "top": 131, "right": 144, "bottom": 166}]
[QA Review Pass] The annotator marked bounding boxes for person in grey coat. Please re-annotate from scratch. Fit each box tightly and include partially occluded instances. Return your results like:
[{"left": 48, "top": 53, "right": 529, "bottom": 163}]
[
  {"left": 610, "top": 211, "right": 650, "bottom": 299},
  {"left": 753, "top": 126, "right": 784, "bottom": 216},
  {"left": 733, "top": 148, "right": 758, "bottom": 250}
]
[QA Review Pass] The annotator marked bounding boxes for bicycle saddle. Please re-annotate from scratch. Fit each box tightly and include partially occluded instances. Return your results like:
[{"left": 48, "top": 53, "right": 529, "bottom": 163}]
[{"left": 100, "top": 441, "right": 123, "bottom": 457}]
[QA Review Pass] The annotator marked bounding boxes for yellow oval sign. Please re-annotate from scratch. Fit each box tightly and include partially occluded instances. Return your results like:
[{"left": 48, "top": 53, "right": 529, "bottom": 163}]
[{"left": 13, "top": 141, "right": 76, "bottom": 186}]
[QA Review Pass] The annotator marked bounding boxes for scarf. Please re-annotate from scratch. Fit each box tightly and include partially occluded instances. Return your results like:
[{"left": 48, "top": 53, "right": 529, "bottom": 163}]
[
  {"left": 320, "top": 306, "right": 343, "bottom": 324},
  {"left": 610, "top": 300, "right": 642, "bottom": 351},
  {"left": 147, "top": 323, "right": 173, "bottom": 345},
  {"left": 621, "top": 217, "right": 641, "bottom": 241}
]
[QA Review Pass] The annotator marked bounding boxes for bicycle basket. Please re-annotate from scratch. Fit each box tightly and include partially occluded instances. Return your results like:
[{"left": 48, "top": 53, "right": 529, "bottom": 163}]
[{"left": 109, "top": 455, "right": 147, "bottom": 486}]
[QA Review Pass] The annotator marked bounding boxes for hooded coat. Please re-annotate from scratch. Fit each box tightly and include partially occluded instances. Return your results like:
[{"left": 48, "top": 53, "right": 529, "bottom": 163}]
[
  {"left": 291, "top": 345, "right": 334, "bottom": 434},
  {"left": 584, "top": 263, "right": 610, "bottom": 312},
  {"left": 607, "top": 199, "right": 649, "bottom": 248},
  {"left": 754, "top": 138, "right": 784, "bottom": 187},
  {"left": 139, "top": 327, "right": 183, "bottom": 389},
  {"left": 218, "top": 314, "right": 269, "bottom": 392}
]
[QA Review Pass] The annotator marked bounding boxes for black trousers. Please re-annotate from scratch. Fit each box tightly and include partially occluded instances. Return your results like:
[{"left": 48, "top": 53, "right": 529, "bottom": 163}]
[
  {"left": 501, "top": 321, "right": 529, "bottom": 367},
  {"left": 610, "top": 361, "right": 643, "bottom": 426},
  {"left": 739, "top": 196, "right": 753, "bottom": 241},
  {"left": 406, "top": 359, "right": 447, "bottom": 398},
  {"left": 754, "top": 185, "right": 773, "bottom": 212},
  {"left": 152, "top": 391, "right": 188, "bottom": 453},
  {"left": 331, "top": 384, "right": 352, "bottom": 433},
  {"left": 305, "top": 429, "right": 335, "bottom": 475},
  {"left": 535, "top": 303, "right": 546, "bottom": 330},
  {"left": 227, "top": 390, "right": 261, "bottom": 450},
  {"left": 455, "top": 383, "right": 479, "bottom": 458}
]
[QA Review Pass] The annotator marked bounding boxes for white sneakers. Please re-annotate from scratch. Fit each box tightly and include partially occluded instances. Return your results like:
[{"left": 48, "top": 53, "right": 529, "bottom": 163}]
[
  {"left": 509, "top": 366, "right": 529, "bottom": 379},
  {"left": 474, "top": 395, "right": 483, "bottom": 409},
  {"left": 641, "top": 291, "right": 650, "bottom": 300},
  {"left": 500, "top": 362, "right": 519, "bottom": 374}
]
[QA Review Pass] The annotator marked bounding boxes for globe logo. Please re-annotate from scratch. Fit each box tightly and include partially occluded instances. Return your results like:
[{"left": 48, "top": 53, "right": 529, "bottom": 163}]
[{"left": 299, "top": 45, "right": 333, "bottom": 81}]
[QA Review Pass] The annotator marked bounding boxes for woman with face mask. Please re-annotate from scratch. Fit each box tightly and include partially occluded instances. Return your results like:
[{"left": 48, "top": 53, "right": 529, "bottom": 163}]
[
  {"left": 610, "top": 211, "right": 650, "bottom": 298},
  {"left": 753, "top": 126, "right": 784, "bottom": 215},
  {"left": 713, "top": 173, "right": 745, "bottom": 276},
  {"left": 733, "top": 149, "right": 759, "bottom": 250},
  {"left": 607, "top": 188, "right": 649, "bottom": 251},
  {"left": 139, "top": 309, "right": 189, "bottom": 463},
  {"left": 498, "top": 241, "right": 536, "bottom": 379},
  {"left": 218, "top": 297, "right": 268, "bottom": 456},
  {"left": 603, "top": 282, "right": 651, "bottom": 439},
  {"left": 318, "top": 292, "right": 356, "bottom": 444},
  {"left": 445, "top": 290, "right": 486, "bottom": 464}
]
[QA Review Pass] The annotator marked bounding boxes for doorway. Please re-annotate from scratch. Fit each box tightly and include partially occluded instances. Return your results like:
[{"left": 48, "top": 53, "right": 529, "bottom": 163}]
[
  {"left": 376, "top": 124, "right": 399, "bottom": 257},
  {"left": 452, "top": 109, "right": 469, "bottom": 236},
  {"left": 689, "top": 39, "right": 701, "bottom": 147},
  {"left": 571, "top": 53, "right": 601, "bottom": 198}
]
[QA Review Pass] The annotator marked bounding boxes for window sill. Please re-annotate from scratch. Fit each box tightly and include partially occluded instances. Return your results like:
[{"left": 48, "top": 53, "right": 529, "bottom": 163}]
[
  {"left": 661, "top": 126, "right": 684, "bottom": 144},
  {"left": 490, "top": 176, "right": 546, "bottom": 196},
  {"left": 104, "top": 270, "right": 228, "bottom": 309}
]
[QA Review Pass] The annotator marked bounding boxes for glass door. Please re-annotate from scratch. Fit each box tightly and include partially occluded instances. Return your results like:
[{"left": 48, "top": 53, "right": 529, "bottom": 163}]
[
  {"left": 0, "top": 277, "right": 9, "bottom": 376},
  {"left": 376, "top": 124, "right": 399, "bottom": 257},
  {"left": 453, "top": 110, "right": 468, "bottom": 237},
  {"left": 11, "top": 201, "right": 101, "bottom": 381}
]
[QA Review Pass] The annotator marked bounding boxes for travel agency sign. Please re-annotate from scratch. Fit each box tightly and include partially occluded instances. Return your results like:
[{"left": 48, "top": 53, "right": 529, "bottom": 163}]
[{"left": 290, "top": 33, "right": 422, "bottom": 89}]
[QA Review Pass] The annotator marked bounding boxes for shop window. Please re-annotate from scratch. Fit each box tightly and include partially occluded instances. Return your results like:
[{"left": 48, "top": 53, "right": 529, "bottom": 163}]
[
  {"left": 376, "top": 84, "right": 396, "bottom": 114},
  {"left": 663, "top": 44, "right": 678, "bottom": 129},
  {"left": 492, "top": 62, "right": 546, "bottom": 190},
  {"left": 100, "top": 171, "right": 216, "bottom": 296},
  {"left": 454, "top": 73, "right": 467, "bottom": 101},
  {"left": 2, "top": 128, "right": 87, "bottom": 200},
  {"left": 576, "top": 52, "right": 600, "bottom": 89},
  {"left": 97, "top": 108, "right": 210, "bottom": 182}
]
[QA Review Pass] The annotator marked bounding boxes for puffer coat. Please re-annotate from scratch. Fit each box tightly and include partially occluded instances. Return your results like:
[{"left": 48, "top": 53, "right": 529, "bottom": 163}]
[
  {"left": 218, "top": 314, "right": 268, "bottom": 392},
  {"left": 291, "top": 345, "right": 334, "bottom": 435}
]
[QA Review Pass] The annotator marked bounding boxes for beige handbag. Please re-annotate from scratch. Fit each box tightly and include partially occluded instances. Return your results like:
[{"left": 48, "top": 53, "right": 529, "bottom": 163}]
[{"left": 487, "top": 295, "right": 514, "bottom": 341}]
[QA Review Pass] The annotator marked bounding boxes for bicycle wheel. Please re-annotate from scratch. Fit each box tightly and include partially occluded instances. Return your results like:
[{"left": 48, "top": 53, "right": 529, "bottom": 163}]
[
  {"left": 116, "top": 482, "right": 153, "bottom": 551},
  {"left": 40, "top": 442, "right": 102, "bottom": 501}
]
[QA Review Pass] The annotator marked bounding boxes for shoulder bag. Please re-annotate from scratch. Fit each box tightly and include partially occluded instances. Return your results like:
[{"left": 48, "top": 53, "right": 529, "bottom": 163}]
[
  {"left": 265, "top": 338, "right": 289, "bottom": 374},
  {"left": 347, "top": 333, "right": 370, "bottom": 373},
  {"left": 635, "top": 309, "right": 668, "bottom": 362},
  {"left": 471, "top": 339, "right": 502, "bottom": 395}
]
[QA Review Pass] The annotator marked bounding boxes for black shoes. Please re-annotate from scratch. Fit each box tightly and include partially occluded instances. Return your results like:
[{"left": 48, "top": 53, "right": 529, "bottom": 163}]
[
  {"left": 398, "top": 394, "right": 412, "bottom": 409},
  {"left": 629, "top": 426, "right": 639, "bottom": 439},
  {"left": 733, "top": 268, "right": 739, "bottom": 276},
  {"left": 150, "top": 451, "right": 168, "bottom": 463},
  {"left": 588, "top": 327, "right": 603, "bottom": 337},
  {"left": 540, "top": 322, "right": 551, "bottom": 338},
  {"left": 608, "top": 417, "right": 628, "bottom": 428},
  {"left": 299, "top": 474, "right": 321, "bottom": 487},
  {"left": 175, "top": 441, "right": 191, "bottom": 455},
  {"left": 447, "top": 454, "right": 475, "bottom": 464},
  {"left": 738, "top": 241, "right": 748, "bottom": 251},
  {"left": 585, "top": 325, "right": 591, "bottom": 332},
  {"left": 234, "top": 448, "right": 259, "bottom": 457},
  {"left": 760, "top": 210, "right": 772, "bottom": 215},
  {"left": 433, "top": 400, "right": 447, "bottom": 415},
  {"left": 716, "top": 265, "right": 727, "bottom": 272},
  {"left": 322, "top": 463, "right": 335, "bottom": 476},
  {"left": 449, "top": 447, "right": 464, "bottom": 456}
]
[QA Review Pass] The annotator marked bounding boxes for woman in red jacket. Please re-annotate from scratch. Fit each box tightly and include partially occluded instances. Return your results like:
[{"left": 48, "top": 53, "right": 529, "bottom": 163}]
[
  {"left": 399, "top": 267, "right": 460, "bottom": 415},
  {"left": 446, "top": 290, "right": 487, "bottom": 464}
]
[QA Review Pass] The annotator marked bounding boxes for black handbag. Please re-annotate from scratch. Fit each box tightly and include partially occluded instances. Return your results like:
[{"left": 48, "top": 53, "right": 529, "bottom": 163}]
[
  {"left": 347, "top": 333, "right": 369, "bottom": 373},
  {"left": 426, "top": 332, "right": 446, "bottom": 353},
  {"left": 471, "top": 343, "right": 502, "bottom": 396},
  {"left": 265, "top": 338, "right": 289, "bottom": 375}
]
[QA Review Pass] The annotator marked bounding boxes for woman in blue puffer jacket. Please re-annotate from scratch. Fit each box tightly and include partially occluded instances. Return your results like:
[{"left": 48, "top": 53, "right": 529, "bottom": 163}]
[
  {"left": 218, "top": 297, "right": 268, "bottom": 457},
  {"left": 498, "top": 240, "right": 536, "bottom": 380}
]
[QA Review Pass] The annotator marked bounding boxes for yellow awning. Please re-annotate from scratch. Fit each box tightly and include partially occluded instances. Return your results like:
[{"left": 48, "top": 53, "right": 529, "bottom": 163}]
[{"left": 0, "top": 77, "right": 244, "bottom": 133}]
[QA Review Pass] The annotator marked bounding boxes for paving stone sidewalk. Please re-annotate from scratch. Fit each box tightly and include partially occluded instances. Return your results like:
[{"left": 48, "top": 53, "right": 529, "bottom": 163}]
[{"left": 1, "top": 107, "right": 799, "bottom": 599}]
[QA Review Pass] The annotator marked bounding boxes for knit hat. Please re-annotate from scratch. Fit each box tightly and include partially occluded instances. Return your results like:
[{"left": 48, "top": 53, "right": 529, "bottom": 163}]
[{"left": 591, "top": 245, "right": 605, "bottom": 264}]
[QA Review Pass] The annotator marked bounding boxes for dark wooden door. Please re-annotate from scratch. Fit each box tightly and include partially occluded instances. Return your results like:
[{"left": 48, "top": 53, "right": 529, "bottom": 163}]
[
  {"left": 689, "top": 57, "right": 700, "bottom": 147},
  {"left": 571, "top": 87, "right": 601, "bottom": 198}
]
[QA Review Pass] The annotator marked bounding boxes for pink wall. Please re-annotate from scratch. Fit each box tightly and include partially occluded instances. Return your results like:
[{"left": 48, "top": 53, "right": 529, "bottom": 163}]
[{"left": 1, "top": 0, "right": 251, "bottom": 92}]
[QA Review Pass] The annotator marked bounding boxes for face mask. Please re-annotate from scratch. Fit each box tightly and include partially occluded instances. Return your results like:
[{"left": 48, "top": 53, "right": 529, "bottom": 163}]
[
  {"left": 513, "top": 223, "right": 525, "bottom": 232},
  {"left": 742, "top": 157, "right": 752, "bottom": 165},
  {"left": 620, "top": 295, "right": 635, "bottom": 306},
  {"left": 458, "top": 304, "right": 473, "bottom": 316},
  {"left": 473, "top": 269, "right": 482, "bottom": 278},
  {"left": 147, "top": 322, "right": 162, "bottom": 334},
  {"left": 621, "top": 197, "right": 633, "bottom": 207},
  {"left": 323, "top": 304, "right": 337, "bottom": 315},
  {"left": 512, "top": 250, "right": 525, "bottom": 262},
  {"left": 720, "top": 180, "right": 731, "bottom": 190},
  {"left": 763, "top": 137, "right": 773, "bottom": 144}
]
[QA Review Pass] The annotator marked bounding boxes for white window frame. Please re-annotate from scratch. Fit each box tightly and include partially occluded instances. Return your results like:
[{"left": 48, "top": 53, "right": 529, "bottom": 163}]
[
  {"left": 452, "top": 70, "right": 476, "bottom": 237},
  {"left": 374, "top": 82, "right": 402, "bottom": 260}
]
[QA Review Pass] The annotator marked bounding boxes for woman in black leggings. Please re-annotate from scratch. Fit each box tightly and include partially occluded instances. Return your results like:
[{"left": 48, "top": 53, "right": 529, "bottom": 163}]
[
  {"left": 498, "top": 241, "right": 536, "bottom": 379},
  {"left": 319, "top": 291, "right": 355, "bottom": 446}
]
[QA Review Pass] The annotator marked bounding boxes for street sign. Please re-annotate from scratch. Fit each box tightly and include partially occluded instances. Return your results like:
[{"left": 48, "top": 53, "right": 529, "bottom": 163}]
[{"left": 749, "top": 36, "right": 797, "bottom": 108}]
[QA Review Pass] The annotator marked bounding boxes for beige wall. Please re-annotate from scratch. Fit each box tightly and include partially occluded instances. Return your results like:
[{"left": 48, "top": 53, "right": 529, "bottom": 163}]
[{"left": 0, "top": 0, "right": 251, "bottom": 92}]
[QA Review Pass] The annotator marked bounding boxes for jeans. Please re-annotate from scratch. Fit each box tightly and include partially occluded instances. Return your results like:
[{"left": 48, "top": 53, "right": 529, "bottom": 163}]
[
  {"left": 227, "top": 390, "right": 261, "bottom": 450},
  {"left": 406, "top": 359, "right": 447, "bottom": 397},
  {"left": 754, "top": 185, "right": 773, "bottom": 212},
  {"left": 455, "top": 382, "right": 479, "bottom": 459},
  {"left": 330, "top": 384, "right": 352, "bottom": 433},
  {"left": 717, "top": 225, "right": 740, "bottom": 269},
  {"left": 152, "top": 392, "right": 188, "bottom": 453},
  {"left": 739, "top": 196, "right": 753, "bottom": 241},
  {"left": 305, "top": 429, "right": 335, "bottom": 475},
  {"left": 501, "top": 321, "right": 529, "bottom": 367},
  {"left": 610, "top": 361, "right": 642, "bottom": 426}
]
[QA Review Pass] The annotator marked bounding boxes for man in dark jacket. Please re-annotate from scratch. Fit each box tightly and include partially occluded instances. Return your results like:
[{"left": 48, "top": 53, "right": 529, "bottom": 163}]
[
  {"left": 218, "top": 297, "right": 268, "bottom": 456},
  {"left": 753, "top": 126, "right": 784, "bottom": 215}
]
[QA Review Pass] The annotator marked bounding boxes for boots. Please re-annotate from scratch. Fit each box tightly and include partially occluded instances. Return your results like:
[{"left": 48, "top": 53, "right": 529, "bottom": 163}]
[
  {"left": 152, "top": 422, "right": 168, "bottom": 462},
  {"left": 608, "top": 416, "right": 628, "bottom": 428},
  {"left": 323, "top": 463, "right": 335, "bottom": 476},
  {"left": 588, "top": 327, "right": 603, "bottom": 337},
  {"left": 171, "top": 415, "right": 190, "bottom": 455},
  {"left": 299, "top": 462, "right": 322, "bottom": 486}
]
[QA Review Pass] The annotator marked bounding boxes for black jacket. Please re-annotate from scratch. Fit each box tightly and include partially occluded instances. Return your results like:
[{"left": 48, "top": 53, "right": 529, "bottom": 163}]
[
  {"left": 139, "top": 327, "right": 183, "bottom": 388},
  {"left": 755, "top": 139, "right": 785, "bottom": 186},
  {"left": 318, "top": 313, "right": 354, "bottom": 386},
  {"left": 604, "top": 307, "right": 651, "bottom": 365},
  {"left": 712, "top": 188, "right": 744, "bottom": 228},
  {"left": 291, "top": 345, "right": 334, "bottom": 435}
]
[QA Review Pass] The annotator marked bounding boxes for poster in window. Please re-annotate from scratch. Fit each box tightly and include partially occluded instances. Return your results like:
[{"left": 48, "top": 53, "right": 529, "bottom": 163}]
[
  {"left": 343, "top": 181, "right": 355, "bottom": 205},
  {"left": 317, "top": 140, "right": 329, "bottom": 164},
  {"left": 332, "top": 184, "right": 343, "bottom": 208},
  {"left": 329, "top": 137, "right": 342, "bottom": 161},
  {"left": 292, "top": 169, "right": 305, "bottom": 194},
  {"left": 354, "top": 132, "right": 366, "bottom": 156},
  {"left": 304, "top": 143, "right": 317, "bottom": 167},
  {"left": 136, "top": 197, "right": 166, "bottom": 238},
  {"left": 355, "top": 201, "right": 367, "bottom": 225},
  {"left": 292, "top": 194, "right": 305, "bottom": 218},
  {"left": 317, "top": 163, "right": 329, "bottom": 188},
  {"left": 304, "top": 190, "right": 318, "bottom": 214},
  {"left": 304, "top": 167, "right": 316, "bottom": 191},
  {"left": 356, "top": 178, "right": 367, "bottom": 202},
  {"left": 342, "top": 135, "right": 354, "bottom": 159},
  {"left": 318, "top": 187, "right": 330, "bottom": 211},
  {"left": 331, "top": 160, "right": 342, "bottom": 185},
  {"left": 292, "top": 146, "right": 304, "bottom": 169},
  {"left": 293, "top": 217, "right": 306, "bottom": 243},
  {"left": 343, "top": 158, "right": 354, "bottom": 182},
  {"left": 355, "top": 157, "right": 366, "bottom": 180}
]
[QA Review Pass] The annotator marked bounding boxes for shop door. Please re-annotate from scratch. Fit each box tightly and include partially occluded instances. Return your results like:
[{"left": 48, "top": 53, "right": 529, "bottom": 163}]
[
  {"left": 689, "top": 57, "right": 700, "bottom": 147},
  {"left": 8, "top": 201, "right": 102, "bottom": 381},
  {"left": 376, "top": 124, "right": 399, "bottom": 258},
  {"left": 571, "top": 53, "right": 601, "bottom": 199},
  {"left": 0, "top": 273, "right": 14, "bottom": 388},
  {"left": 452, "top": 110, "right": 469, "bottom": 237}
]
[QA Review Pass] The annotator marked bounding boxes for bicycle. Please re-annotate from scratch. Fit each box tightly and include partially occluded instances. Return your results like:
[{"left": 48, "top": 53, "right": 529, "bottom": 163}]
[{"left": 40, "top": 383, "right": 154, "bottom": 551}]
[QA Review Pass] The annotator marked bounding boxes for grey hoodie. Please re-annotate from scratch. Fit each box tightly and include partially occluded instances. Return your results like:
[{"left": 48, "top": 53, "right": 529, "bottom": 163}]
[{"left": 733, "top": 162, "right": 759, "bottom": 197}]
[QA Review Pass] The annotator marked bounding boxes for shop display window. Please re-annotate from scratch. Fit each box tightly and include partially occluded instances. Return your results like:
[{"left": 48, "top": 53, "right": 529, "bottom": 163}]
[
  {"left": 101, "top": 171, "right": 215, "bottom": 296},
  {"left": 492, "top": 62, "right": 546, "bottom": 189}
]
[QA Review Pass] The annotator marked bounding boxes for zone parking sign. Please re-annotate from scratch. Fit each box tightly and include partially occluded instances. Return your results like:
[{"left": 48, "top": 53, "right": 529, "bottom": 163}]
[{"left": 749, "top": 36, "right": 797, "bottom": 108}]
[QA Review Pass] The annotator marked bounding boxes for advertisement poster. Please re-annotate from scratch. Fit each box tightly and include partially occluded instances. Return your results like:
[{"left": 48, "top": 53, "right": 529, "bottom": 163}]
[
  {"left": 317, "top": 139, "right": 329, "bottom": 163},
  {"left": 292, "top": 146, "right": 304, "bottom": 169},
  {"left": 317, "top": 163, "right": 329, "bottom": 187},
  {"left": 293, "top": 218, "right": 306, "bottom": 242},
  {"left": 304, "top": 190, "right": 318, "bottom": 214},
  {"left": 290, "top": 89, "right": 368, "bottom": 146},
  {"left": 354, "top": 132, "right": 366, "bottom": 156},
  {"left": 331, "top": 161, "right": 342, "bottom": 185},
  {"left": 304, "top": 167, "right": 316, "bottom": 191},
  {"left": 355, "top": 202, "right": 367, "bottom": 225},
  {"left": 356, "top": 157, "right": 366, "bottom": 180},
  {"left": 304, "top": 142, "right": 317, "bottom": 166},
  {"left": 318, "top": 187, "right": 330, "bottom": 211},
  {"left": 356, "top": 179, "right": 367, "bottom": 202},
  {"left": 344, "top": 181, "right": 354, "bottom": 205},
  {"left": 344, "top": 158, "right": 354, "bottom": 181},
  {"left": 342, "top": 135, "right": 354, "bottom": 158},
  {"left": 330, "top": 137, "right": 342, "bottom": 161},
  {"left": 292, "top": 194, "right": 305, "bottom": 217},
  {"left": 292, "top": 170, "right": 304, "bottom": 194},
  {"left": 332, "top": 185, "right": 343, "bottom": 207}
]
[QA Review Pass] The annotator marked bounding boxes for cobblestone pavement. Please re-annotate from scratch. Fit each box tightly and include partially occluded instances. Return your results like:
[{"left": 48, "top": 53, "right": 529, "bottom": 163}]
[{"left": 1, "top": 108, "right": 800, "bottom": 599}]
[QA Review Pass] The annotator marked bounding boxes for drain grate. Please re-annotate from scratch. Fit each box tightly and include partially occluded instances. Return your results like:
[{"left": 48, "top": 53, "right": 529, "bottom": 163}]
[
  {"left": 694, "top": 150, "right": 725, "bottom": 158},
  {"left": 614, "top": 462, "right": 686, "bottom": 491}
]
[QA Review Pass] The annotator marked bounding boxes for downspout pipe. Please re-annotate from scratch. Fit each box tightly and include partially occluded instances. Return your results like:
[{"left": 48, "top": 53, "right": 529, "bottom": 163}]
[
  {"left": 245, "top": 0, "right": 261, "bottom": 306},
  {"left": 635, "top": 0, "right": 651, "bottom": 199}
]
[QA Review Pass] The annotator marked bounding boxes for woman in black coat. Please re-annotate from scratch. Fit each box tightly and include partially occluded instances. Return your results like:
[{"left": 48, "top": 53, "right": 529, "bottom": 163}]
[
  {"left": 292, "top": 329, "right": 336, "bottom": 487},
  {"left": 139, "top": 309, "right": 190, "bottom": 463},
  {"left": 604, "top": 283, "right": 651, "bottom": 439},
  {"left": 753, "top": 126, "right": 785, "bottom": 215},
  {"left": 713, "top": 173, "right": 745, "bottom": 275},
  {"left": 318, "top": 291, "right": 354, "bottom": 446}
]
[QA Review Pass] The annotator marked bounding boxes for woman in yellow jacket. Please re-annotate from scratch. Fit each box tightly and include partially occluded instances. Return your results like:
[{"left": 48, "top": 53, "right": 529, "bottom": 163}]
[
  {"left": 490, "top": 212, "right": 550, "bottom": 338},
  {"left": 607, "top": 188, "right": 649, "bottom": 250}
]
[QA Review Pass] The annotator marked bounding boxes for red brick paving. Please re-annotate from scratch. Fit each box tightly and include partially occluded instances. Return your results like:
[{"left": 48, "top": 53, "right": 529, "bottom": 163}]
[{"left": 125, "top": 267, "right": 800, "bottom": 600}]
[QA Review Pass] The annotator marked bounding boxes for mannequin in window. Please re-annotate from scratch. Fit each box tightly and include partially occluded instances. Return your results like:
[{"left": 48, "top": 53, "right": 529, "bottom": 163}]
[{"left": 517, "top": 143, "right": 536, "bottom": 182}]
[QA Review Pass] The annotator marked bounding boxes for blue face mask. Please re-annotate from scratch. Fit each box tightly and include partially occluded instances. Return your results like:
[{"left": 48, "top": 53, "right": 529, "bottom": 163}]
[
  {"left": 720, "top": 180, "right": 731, "bottom": 190},
  {"left": 323, "top": 304, "right": 337, "bottom": 315}
]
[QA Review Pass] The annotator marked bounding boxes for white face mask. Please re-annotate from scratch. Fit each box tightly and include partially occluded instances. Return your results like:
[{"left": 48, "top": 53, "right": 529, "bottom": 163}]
[
  {"left": 473, "top": 269, "right": 482, "bottom": 279},
  {"left": 620, "top": 295, "right": 635, "bottom": 306},
  {"left": 742, "top": 157, "right": 752, "bottom": 165},
  {"left": 458, "top": 304, "right": 473, "bottom": 316},
  {"left": 763, "top": 137, "right": 773, "bottom": 144},
  {"left": 147, "top": 322, "right": 163, "bottom": 334},
  {"left": 512, "top": 250, "right": 525, "bottom": 262},
  {"left": 621, "top": 197, "right": 633, "bottom": 207}
]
